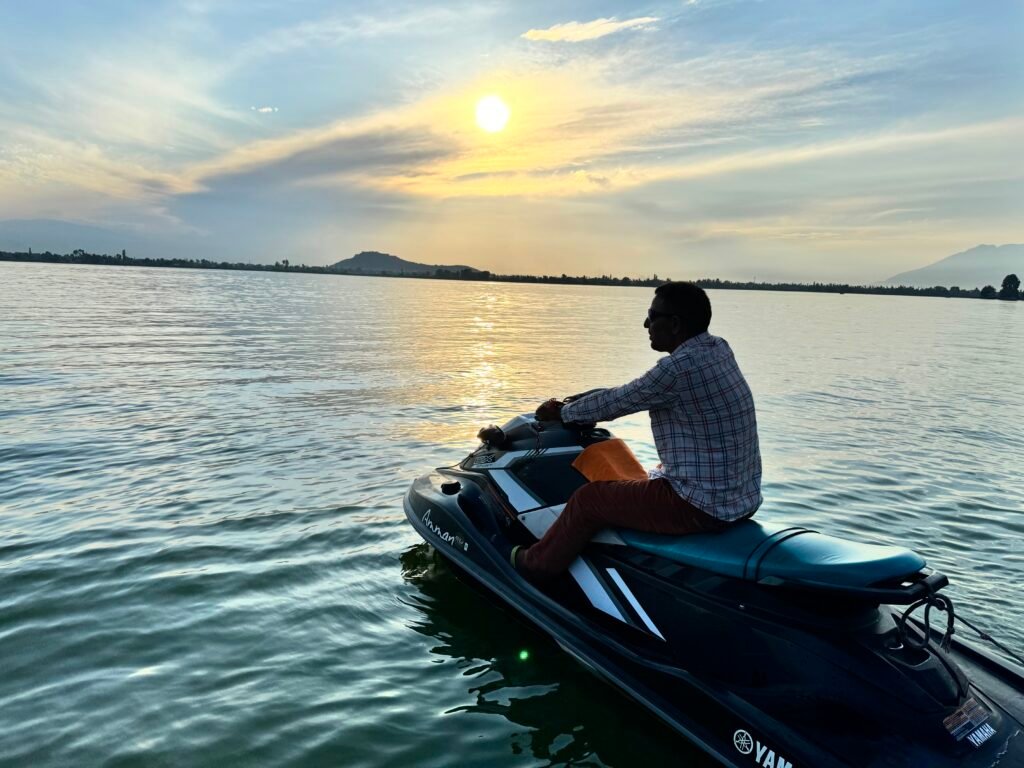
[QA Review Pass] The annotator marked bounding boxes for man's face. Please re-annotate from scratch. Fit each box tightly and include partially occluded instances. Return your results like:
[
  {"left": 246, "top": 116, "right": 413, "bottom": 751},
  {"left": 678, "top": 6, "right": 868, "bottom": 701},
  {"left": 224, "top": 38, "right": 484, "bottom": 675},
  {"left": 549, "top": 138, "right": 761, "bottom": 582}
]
[{"left": 643, "top": 296, "right": 681, "bottom": 352}]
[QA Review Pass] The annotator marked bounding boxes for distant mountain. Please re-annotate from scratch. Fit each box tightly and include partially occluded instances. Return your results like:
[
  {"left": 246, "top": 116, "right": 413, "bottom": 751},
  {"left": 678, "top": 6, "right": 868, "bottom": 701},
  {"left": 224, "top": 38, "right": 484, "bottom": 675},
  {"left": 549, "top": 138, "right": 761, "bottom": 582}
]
[
  {"left": 883, "top": 244, "right": 1024, "bottom": 288},
  {"left": 330, "top": 251, "right": 483, "bottom": 276}
]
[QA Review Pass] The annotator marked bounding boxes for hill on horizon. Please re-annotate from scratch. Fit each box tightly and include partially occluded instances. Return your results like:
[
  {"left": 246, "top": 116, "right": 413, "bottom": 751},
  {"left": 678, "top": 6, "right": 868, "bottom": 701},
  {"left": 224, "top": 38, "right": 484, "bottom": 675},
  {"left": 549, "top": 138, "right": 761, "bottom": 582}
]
[
  {"left": 883, "top": 244, "right": 1024, "bottom": 288},
  {"left": 330, "top": 251, "right": 483, "bottom": 276}
]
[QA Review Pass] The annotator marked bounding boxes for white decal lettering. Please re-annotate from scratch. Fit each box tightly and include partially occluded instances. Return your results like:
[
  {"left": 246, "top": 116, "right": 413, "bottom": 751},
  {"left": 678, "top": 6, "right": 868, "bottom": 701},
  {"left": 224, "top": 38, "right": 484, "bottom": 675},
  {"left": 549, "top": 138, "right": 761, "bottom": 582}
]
[
  {"left": 738, "top": 731, "right": 793, "bottom": 768},
  {"left": 422, "top": 509, "right": 463, "bottom": 549},
  {"left": 967, "top": 723, "right": 996, "bottom": 747}
]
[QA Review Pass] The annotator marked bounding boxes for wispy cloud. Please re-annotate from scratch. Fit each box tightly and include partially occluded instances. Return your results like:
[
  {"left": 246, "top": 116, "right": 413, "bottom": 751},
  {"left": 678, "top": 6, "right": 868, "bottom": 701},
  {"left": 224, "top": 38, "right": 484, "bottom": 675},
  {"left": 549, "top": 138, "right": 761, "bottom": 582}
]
[
  {"left": 0, "top": 31, "right": 239, "bottom": 229},
  {"left": 522, "top": 16, "right": 659, "bottom": 43},
  {"left": 0, "top": 46, "right": 240, "bottom": 158},
  {"left": 0, "top": 133, "right": 192, "bottom": 229},
  {"left": 650, "top": 118, "right": 1024, "bottom": 184},
  {"left": 251, "top": 106, "right": 279, "bottom": 113},
  {"left": 188, "top": 122, "right": 456, "bottom": 192},
  {"left": 237, "top": 4, "right": 497, "bottom": 61}
]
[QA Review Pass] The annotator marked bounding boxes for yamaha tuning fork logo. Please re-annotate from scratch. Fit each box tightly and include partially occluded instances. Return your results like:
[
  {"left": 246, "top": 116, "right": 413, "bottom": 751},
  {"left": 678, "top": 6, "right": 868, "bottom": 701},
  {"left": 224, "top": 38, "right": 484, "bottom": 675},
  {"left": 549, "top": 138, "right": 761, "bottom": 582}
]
[
  {"left": 733, "top": 729, "right": 794, "bottom": 768},
  {"left": 733, "top": 730, "right": 754, "bottom": 754}
]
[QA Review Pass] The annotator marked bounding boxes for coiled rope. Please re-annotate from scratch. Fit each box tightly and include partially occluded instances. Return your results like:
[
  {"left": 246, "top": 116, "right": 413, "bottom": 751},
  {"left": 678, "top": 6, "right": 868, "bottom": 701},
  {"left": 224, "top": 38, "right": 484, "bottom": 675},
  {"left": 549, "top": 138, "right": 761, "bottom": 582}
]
[
  {"left": 898, "top": 582, "right": 956, "bottom": 651},
  {"left": 898, "top": 585, "right": 1024, "bottom": 668}
]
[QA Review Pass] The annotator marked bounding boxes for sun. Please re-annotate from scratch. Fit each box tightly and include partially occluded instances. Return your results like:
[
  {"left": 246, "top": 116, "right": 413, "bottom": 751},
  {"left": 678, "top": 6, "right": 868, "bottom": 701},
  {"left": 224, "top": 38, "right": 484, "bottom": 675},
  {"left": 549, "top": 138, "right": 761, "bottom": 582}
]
[{"left": 475, "top": 95, "right": 510, "bottom": 133}]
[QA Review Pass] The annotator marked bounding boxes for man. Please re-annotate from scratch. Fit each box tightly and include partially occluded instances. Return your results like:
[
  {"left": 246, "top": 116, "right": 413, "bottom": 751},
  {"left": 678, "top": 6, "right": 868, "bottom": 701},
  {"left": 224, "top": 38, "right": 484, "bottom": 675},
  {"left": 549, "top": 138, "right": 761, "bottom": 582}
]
[{"left": 512, "top": 281, "right": 762, "bottom": 577}]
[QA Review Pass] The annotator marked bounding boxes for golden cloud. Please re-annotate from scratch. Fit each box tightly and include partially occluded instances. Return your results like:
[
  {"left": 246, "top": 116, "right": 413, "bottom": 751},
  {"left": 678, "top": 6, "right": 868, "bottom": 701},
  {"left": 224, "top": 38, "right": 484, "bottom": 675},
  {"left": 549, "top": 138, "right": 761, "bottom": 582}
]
[{"left": 522, "top": 17, "right": 659, "bottom": 43}]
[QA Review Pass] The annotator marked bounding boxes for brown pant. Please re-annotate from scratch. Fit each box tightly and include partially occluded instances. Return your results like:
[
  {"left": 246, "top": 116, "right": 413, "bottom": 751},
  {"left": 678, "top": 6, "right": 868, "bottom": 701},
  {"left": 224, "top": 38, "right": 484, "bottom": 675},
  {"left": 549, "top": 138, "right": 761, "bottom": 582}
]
[{"left": 517, "top": 478, "right": 727, "bottom": 577}]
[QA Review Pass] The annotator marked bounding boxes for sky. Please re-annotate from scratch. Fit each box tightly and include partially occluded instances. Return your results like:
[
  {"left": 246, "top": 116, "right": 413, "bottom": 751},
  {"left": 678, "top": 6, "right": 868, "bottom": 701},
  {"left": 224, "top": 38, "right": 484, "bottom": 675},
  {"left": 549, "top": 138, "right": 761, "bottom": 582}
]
[{"left": 1, "top": 0, "right": 1022, "bottom": 282}]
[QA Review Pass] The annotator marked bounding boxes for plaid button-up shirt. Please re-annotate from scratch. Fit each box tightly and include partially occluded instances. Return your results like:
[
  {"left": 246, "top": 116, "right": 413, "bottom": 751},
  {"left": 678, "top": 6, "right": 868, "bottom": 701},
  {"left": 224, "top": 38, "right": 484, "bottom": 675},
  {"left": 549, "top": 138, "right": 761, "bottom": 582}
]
[{"left": 560, "top": 332, "right": 762, "bottom": 521}]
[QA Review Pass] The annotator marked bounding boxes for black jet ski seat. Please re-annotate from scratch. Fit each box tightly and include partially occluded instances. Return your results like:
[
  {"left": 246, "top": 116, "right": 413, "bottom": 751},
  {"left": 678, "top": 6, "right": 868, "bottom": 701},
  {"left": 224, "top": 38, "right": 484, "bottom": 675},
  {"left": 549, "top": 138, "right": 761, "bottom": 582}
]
[{"left": 620, "top": 520, "right": 929, "bottom": 596}]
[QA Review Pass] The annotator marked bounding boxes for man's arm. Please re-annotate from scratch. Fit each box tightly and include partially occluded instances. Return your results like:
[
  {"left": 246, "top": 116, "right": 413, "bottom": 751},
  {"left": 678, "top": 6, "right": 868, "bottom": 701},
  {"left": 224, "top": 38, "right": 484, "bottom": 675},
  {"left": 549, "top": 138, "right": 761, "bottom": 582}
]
[{"left": 560, "top": 359, "right": 679, "bottom": 424}]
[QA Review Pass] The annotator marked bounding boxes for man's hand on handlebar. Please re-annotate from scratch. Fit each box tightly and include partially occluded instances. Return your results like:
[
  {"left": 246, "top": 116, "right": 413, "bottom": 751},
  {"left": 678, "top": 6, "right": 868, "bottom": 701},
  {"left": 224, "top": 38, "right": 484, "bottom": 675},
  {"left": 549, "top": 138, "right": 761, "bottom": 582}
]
[{"left": 535, "top": 398, "right": 565, "bottom": 422}]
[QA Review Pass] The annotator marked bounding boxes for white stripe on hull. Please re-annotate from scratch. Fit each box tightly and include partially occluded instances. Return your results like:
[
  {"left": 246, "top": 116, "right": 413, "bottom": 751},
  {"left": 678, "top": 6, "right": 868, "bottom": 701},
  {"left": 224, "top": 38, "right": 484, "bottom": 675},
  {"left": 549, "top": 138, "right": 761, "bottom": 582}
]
[
  {"left": 487, "top": 446, "right": 581, "bottom": 469},
  {"left": 490, "top": 469, "right": 543, "bottom": 511},
  {"left": 607, "top": 567, "right": 665, "bottom": 640},
  {"left": 569, "top": 558, "right": 625, "bottom": 621}
]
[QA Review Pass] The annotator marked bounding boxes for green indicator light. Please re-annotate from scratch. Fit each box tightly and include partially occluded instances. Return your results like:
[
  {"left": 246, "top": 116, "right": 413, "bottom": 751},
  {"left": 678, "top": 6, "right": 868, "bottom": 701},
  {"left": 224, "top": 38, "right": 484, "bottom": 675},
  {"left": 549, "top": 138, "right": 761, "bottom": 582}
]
[{"left": 518, "top": 649, "right": 530, "bottom": 661}]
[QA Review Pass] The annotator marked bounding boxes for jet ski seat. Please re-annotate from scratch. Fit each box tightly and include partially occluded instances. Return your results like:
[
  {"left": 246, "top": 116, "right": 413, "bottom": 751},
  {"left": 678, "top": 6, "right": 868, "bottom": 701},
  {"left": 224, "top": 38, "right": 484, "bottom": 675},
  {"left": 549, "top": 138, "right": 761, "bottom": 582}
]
[{"left": 619, "top": 520, "right": 926, "bottom": 590}]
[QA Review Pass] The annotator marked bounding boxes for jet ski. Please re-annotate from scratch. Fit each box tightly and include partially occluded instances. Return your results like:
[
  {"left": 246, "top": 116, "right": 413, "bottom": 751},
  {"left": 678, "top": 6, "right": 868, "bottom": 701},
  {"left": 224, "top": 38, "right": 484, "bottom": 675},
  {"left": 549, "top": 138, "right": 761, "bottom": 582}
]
[{"left": 404, "top": 414, "right": 1024, "bottom": 767}]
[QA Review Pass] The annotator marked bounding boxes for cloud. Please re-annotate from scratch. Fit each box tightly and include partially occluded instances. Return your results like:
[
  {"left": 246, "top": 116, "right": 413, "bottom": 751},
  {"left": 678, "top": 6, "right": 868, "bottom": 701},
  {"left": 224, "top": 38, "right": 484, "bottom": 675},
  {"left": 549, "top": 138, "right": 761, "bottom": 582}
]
[
  {"left": 189, "top": 123, "right": 457, "bottom": 191},
  {"left": 237, "top": 4, "right": 497, "bottom": 62},
  {"left": 250, "top": 106, "right": 279, "bottom": 113},
  {"left": 0, "top": 132, "right": 192, "bottom": 206},
  {"left": 522, "top": 16, "right": 659, "bottom": 43},
  {"left": 0, "top": 46, "right": 240, "bottom": 229},
  {"left": 655, "top": 117, "right": 1024, "bottom": 184},
  {"left": 0, "top": 43, "right": 241, "bottom": 159}
]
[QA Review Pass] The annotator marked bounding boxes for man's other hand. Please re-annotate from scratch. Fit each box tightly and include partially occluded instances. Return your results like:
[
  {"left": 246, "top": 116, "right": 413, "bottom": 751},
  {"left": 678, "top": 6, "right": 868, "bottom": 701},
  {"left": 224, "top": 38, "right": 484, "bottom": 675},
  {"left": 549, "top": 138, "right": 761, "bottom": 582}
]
[{"left": 535, "top": 398, "right": 564, "bottom": 422}]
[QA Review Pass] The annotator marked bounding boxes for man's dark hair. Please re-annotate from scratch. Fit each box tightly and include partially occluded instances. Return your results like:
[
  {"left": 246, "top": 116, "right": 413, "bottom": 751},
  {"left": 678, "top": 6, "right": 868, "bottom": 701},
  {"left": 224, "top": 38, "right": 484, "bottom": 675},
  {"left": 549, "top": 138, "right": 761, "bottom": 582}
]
[{"left": 654, "top": 281, "right": 712, "bottom": 334}]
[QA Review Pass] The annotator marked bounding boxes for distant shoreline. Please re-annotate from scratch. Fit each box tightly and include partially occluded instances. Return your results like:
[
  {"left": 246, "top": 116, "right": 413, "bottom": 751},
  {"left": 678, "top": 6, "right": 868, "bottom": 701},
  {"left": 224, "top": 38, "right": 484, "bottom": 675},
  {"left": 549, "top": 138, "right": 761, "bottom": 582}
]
[{"left": 1, "top": 249, "right": 1016, "bottom": 301}]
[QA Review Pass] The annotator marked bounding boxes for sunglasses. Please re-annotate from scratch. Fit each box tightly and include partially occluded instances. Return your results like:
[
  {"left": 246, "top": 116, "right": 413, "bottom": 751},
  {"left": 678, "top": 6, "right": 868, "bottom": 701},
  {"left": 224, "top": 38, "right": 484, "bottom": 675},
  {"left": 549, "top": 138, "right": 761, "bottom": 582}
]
[{"left": 646, "top": 309, "right": 677, "bottom": 323}]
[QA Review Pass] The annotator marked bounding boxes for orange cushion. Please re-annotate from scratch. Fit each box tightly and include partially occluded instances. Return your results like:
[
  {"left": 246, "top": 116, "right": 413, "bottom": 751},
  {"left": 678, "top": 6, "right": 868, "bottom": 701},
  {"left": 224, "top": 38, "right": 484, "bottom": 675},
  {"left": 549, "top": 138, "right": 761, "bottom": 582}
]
[{"left": 572, "top": 439, "right": 648, "bottom": 482}]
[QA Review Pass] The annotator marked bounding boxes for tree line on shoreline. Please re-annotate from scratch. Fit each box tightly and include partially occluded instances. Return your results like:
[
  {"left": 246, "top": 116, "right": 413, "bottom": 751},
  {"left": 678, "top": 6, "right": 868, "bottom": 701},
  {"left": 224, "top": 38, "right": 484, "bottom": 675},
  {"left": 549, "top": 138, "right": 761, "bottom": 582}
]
[{"left": 1, "top": 248, "right": 1021, "bottom": 301}]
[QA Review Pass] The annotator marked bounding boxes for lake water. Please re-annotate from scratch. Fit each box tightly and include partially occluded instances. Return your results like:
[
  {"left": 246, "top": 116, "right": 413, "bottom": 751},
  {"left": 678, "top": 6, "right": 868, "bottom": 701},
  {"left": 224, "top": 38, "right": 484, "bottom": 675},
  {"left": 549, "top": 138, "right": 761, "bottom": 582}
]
[{"left": 1, "top": 262, "right": 1022, "bottom": 767}]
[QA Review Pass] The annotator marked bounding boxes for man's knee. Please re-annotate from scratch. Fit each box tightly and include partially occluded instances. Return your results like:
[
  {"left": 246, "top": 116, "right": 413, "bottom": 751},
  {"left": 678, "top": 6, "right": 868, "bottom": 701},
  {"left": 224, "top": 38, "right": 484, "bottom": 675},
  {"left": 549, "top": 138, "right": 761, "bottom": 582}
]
[
  {"left": 564, "top": 482, "right": 612, "bottom": 526},
  {"left": 570, "top": 481, "right": 603, "bottom": 505}
]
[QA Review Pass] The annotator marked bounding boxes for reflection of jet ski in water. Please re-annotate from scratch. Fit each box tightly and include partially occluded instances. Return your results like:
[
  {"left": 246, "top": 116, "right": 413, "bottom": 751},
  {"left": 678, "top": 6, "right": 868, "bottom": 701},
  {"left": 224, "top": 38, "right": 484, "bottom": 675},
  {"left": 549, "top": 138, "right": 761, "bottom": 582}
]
[
  {"left": 398, "top": 543, "right": 718, "bottom": 766},
  {"left": 404, "top": 414, "right": 1024, "bottom": 768}
]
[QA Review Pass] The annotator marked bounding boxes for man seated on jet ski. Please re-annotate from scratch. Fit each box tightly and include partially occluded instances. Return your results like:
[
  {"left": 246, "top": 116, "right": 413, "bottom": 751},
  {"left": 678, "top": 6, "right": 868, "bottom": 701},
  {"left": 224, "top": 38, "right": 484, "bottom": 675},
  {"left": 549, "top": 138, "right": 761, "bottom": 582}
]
[{"left": 511, "top": 281, "right": 763, "bottom": 578}]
